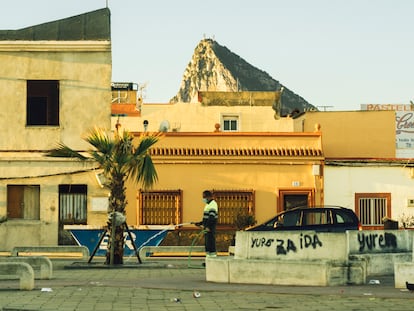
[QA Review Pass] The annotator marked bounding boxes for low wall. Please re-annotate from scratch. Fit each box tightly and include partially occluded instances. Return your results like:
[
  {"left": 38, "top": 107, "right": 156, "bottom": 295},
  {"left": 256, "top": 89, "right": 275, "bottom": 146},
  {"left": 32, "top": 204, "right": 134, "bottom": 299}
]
[
  {"left": 348, "top": 230, "right": 413, "bottom": 276},
  {"left": 235, "top": 231, "right": 347, "bottom": 261},
  {"left": 0, "top": 221, "right": 57, "bottom": 251},
  {"left": 207, "top": 231, "right": 365, "bottom": 286},
  {"left": 347, "top": 230, "right": 412, "bottom": 255},
  {"left": 350, "top": 253, "right": 412, "bottom": 275},
  {"left": 235, "top": 230, "right": 413, "bottom": 261},
  {"left": 206, "top": 230, "right": 414, "bottom": 286}
]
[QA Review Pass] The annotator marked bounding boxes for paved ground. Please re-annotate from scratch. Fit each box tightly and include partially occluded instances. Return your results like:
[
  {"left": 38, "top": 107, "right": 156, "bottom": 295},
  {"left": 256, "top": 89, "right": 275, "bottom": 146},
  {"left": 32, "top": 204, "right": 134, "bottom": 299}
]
[{"left": 1, "top": 256, "right": 414, "bottom": 311}]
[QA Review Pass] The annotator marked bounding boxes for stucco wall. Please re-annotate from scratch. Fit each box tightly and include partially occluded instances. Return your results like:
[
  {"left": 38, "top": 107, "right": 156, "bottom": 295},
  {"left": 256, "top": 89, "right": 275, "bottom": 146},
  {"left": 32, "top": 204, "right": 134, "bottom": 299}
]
[
  {"left": 298, "top": 111, "right": 395, "bottom": 158},
  {"left": 0, "top": 39, "right": 112, "bottom": 250},
  {"left": 324, "top": 165, "right": 414, "bottom": 223},
  {"left": 0, "top": 164, "right": 109, "bottom": 250},
  {"left": 112, "top": 102, "right": 295, "bottom": 133},
  {"left": 0, "top": 42, "right": 111, "bottom": 150},
  {"left": 124, "top": 132, "right": 324, "bottom": 226}
]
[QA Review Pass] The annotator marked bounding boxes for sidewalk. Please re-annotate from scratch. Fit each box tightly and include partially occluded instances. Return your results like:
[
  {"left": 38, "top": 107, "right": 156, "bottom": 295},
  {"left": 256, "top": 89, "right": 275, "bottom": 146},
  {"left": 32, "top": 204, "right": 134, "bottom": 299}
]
[{"left": 1, "top": 257, "right": 414, "bottom": 311}]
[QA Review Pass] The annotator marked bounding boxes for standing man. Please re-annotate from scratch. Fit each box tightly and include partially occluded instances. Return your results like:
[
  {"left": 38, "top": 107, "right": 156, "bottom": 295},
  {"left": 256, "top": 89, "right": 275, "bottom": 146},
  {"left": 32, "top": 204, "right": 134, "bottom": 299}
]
[{"left": 196, "top": 190, "right": 218, "bottom": 257}]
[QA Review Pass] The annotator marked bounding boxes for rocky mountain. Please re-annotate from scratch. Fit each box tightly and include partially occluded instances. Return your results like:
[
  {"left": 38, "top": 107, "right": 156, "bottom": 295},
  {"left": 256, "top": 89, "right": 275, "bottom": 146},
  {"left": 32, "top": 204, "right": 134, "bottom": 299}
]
[{"left": 170, "top": 38, "right": 317, "bottom": 115}]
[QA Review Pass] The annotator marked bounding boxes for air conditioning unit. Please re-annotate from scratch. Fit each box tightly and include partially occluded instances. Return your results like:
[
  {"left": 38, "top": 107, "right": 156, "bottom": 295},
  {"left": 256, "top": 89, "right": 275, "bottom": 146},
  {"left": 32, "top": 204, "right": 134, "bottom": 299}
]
[{"left": 407, "top": 198, "right": 414, "bottom": 207}]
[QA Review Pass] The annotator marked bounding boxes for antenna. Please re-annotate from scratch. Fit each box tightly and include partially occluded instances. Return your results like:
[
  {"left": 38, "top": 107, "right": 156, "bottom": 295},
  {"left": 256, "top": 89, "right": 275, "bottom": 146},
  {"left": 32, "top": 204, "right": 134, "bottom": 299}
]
[{"left": 136, "top": 82, "right": 148, "bottom": 111}]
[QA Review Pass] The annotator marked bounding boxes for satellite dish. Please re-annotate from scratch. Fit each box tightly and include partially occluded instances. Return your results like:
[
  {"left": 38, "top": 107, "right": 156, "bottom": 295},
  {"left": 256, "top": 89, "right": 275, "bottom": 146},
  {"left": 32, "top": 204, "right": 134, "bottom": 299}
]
[{"left": 159, "top": 120, "right": 170, "bottom": 132}]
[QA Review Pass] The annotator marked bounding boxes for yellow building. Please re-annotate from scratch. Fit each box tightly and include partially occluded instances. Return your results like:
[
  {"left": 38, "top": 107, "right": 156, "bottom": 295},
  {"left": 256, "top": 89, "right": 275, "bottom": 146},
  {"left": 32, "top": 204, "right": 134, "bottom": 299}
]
[
  {"left": 0, "top": 9, "right": 112, "bottom": 250},
  {"left": 115, "top": 93, "right": 397, "bottom": 238},
  {"left": 128, "top": 131, "right": 324, "bottom": 228},
  {"left": 111, "top": 91, "right": 324, "bottom": 238}
]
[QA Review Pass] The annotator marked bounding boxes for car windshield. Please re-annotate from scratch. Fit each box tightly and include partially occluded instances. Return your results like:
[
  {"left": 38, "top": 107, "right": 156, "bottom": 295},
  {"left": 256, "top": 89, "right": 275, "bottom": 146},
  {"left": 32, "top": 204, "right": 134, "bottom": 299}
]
[{"left": 265, "top": 210, "right": 301, "bottom": 228}]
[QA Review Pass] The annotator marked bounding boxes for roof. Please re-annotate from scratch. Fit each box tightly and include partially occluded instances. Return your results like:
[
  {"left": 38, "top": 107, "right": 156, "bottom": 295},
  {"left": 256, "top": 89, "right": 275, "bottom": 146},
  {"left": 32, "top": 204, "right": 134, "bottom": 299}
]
[
  {"left": 198, "top": 91, "right": 281, "bottom": 107},
  {"left": 0, "top": 8, "right": 110, "bottom": 41}
]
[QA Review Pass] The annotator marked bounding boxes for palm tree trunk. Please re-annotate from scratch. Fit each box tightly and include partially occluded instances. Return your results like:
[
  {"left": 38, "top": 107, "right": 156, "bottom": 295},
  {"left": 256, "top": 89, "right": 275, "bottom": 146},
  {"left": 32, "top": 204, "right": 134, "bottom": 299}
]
[
  {"left": 106, "top": 222, "right": 125, "bottom": 264},
  {"left": 105, "top": 173, "right": 127, "bottom": 265}
]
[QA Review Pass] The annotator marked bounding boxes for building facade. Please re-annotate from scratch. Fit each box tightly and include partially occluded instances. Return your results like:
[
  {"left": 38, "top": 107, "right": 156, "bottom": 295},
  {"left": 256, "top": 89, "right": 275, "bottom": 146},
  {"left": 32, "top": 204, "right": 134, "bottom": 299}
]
[
  {"left": 0, "top": 9, "right": 112, "bottom": 250},
  {"left": 298, "top": 110, "right": 414, "bottom": 229}
]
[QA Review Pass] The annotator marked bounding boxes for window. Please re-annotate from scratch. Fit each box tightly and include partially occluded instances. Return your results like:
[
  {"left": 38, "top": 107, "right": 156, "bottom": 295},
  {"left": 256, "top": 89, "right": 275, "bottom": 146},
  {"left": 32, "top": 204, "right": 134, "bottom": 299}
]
[
  {"left": 139, "top": 190, "right": 182, "bottom": 225},
  {"left": 212, "top": 190, "right": 255, "bottom": 227},
  {"left": 27, "top": 80, "right": 59, "bottom": 126},
  {"left": 221, "top": 115, "right": 239, "bottom": 132},
  {"left": 281, "top": 210, "right": 300, "bottom": 227},
  {"left": 355, "top": 193, "right": 391, "bottom": 229},
  {"left": 59, "top": 185, "right": 87, "bottom": 224},
  {"left": 302, "top": 210, "right": 329, "bottom": 225},
  {"left": 334, "top": 210, "right": 357, "bottom": 225},
  {"left": 7, "top": 185, "right": 40, "bottom": 220}
]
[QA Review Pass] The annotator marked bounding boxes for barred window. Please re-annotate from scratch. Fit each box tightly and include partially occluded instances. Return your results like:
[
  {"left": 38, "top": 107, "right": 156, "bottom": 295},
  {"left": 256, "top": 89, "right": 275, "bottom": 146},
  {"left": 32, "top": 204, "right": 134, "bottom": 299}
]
[
  {"left": 212, "top": 190, "right": 255, "bottom": 228},
  {"left": 355, "top": 193, "right": 391, "bottom": 229},
  {"left": 59, "top": 185, "right": 87, "bottom": 225},
  {"left": 139, "top": 190, "right": 182, "bottom": 225}
]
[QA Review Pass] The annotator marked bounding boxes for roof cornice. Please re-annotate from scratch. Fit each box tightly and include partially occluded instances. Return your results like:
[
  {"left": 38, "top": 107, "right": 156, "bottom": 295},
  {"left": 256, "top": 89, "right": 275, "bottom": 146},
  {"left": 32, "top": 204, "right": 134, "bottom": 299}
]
[
  {"left": 151, "top": 146, "right": 323, "bottom": 158},
  {"left": 133, "top": 131, "right": 322, "bottom": 138},
  {"left": 0, "top": 40, "right": 111, "bottom": 52}
]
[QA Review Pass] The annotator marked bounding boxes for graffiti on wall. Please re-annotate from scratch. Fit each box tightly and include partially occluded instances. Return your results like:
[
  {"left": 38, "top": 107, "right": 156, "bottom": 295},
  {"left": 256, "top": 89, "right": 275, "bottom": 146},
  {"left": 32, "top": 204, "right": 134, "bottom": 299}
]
[
  {"left": 357, "top": 232, "right": 397, "bottom": 252},
  {"left": 251, "top": 233, "right": 323, "bottom": 255}
]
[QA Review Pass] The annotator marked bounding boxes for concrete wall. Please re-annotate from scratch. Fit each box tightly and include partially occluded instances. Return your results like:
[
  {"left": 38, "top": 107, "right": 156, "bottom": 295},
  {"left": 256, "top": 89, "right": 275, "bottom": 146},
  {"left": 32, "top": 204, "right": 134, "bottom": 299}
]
[
  {"left": 235, "top": 231, "right": 347, "bottom": 261},
  {"left": 206, "top": 230, "right": 369, "bottom": 286},
  {"left": 349, "top": 230, "right": 413, "bottom": 275},
  {"left": 347, "top": 230, "right": 412, "bottom": 254},
  {"left": 233, "top": 230, "right": 413, "bottom": 276}
]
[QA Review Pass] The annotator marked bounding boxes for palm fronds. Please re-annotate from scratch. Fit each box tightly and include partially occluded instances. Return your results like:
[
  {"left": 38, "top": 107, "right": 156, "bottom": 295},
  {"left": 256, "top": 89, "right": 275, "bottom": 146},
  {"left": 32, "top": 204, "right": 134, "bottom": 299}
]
[{"left": 46, "top": 143, "right": 88, "bottom": 160}]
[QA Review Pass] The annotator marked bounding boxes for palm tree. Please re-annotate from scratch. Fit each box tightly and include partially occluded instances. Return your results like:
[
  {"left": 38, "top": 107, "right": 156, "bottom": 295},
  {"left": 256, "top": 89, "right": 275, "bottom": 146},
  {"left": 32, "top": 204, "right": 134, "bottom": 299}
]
[{"left": 48, "top": 126, "right": 159, "bottom": 264}]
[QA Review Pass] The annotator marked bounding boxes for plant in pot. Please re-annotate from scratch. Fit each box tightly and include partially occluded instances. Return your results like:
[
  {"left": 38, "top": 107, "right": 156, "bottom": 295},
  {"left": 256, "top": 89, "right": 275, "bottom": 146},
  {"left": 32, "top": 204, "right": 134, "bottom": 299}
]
[{"left": 231, "top": 212, "right": 256, "bottom": 246}]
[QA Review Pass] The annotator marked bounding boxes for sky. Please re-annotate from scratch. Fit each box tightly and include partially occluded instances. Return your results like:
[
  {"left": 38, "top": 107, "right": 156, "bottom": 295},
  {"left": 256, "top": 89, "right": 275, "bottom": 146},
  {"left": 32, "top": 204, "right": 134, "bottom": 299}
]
[{"left": 0, "top": 0, "right": 413, "bottom": 111}]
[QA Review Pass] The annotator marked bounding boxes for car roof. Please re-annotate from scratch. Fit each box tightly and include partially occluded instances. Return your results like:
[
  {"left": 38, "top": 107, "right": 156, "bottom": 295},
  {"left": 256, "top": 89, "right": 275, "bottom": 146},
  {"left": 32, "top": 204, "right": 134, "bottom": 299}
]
[{"left": 286, "top": 205, "right": 352, "bottom": 212}]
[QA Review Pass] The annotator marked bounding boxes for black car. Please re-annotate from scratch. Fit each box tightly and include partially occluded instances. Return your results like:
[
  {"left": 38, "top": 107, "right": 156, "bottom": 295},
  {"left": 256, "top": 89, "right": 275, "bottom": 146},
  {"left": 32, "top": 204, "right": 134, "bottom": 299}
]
[{"left": 246, "top": 206, "right": 361, "bottom": 232}]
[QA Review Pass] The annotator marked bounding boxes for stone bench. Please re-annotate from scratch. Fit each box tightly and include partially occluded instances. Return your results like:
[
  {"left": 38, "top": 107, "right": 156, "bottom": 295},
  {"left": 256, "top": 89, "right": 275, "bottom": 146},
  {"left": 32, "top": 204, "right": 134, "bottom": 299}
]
[
  {"left": 0, "top": 262, "right": 35, "bottom": 290},
  {"left": 138, "top": 246, "right": 206, "bottom": 261},
  {"left": 11, "top": 246, "right": 90, "bottom": 260},
  {"left": 0, "top": 256, "right": 52, "bottom": 279},
  {"left": 206, "top": 257, "right": 366, "bottom": 286}
]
